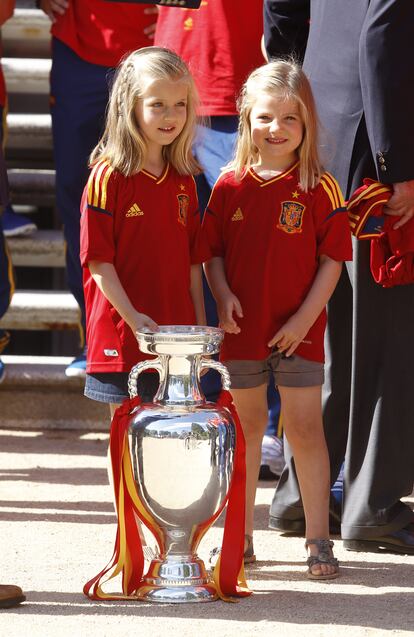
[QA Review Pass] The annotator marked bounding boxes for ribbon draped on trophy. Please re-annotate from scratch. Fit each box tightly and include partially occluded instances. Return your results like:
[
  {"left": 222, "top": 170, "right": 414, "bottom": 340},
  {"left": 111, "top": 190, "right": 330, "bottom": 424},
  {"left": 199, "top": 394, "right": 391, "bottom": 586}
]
[{"left": 84, "top": 326, "right": 251, "bottom": 603}]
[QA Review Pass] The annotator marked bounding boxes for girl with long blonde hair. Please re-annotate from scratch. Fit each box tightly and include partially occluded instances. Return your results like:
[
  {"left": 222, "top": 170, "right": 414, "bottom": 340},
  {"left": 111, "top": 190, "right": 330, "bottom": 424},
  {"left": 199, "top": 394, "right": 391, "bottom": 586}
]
[
  {"left": 203, "top": 59, "right": 352, "bottom": 579},
  {"left": 81, "top": 46, "right": 205, "bottom": 413}
]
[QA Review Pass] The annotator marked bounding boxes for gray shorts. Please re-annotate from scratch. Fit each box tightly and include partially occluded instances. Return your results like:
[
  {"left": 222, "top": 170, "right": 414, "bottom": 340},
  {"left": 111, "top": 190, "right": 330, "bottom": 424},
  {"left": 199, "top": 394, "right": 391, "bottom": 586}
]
[{"left": 225, "top": 352, "right": 324, "bottom": 389}]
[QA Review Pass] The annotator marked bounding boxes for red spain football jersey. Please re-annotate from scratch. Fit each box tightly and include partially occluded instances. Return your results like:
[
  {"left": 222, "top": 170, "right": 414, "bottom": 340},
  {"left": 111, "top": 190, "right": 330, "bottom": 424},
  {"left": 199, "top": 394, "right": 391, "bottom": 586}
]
[
  {"left": 80, "top": 161, "right": 202, "bottom": 372},
  {"left": 51, "top": 1, "right": 154, "bottom": 67},
  {"left": 202, "top": 164, "right": 353, "bottom": 363},
  {"left": 154, "top": 0, "right": 264, "bottom": 116}
]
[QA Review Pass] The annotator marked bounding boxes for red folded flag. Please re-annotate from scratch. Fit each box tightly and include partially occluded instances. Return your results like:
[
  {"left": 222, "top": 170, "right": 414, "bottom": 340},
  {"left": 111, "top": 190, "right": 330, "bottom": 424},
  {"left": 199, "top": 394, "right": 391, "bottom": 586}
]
[{"left": 347, "top": 178, "right": 414, "bottom": 287}]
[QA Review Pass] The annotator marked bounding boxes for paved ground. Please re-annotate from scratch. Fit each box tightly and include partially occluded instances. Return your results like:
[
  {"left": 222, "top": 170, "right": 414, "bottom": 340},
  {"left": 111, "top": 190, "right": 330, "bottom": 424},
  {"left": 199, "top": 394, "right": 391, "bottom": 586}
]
[{"left": 1, "top": 427, "right": 413, "bottom": 637}]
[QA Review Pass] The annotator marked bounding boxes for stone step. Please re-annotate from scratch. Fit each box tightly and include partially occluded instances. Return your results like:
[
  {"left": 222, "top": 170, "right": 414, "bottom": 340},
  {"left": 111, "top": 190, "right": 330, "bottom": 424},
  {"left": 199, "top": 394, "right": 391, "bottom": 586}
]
[
  {"left": 3, "top": 57, "right": 51, "bottom": 94},
  {"left": 8, "top": 229, "right": 64, "bottom": 268},
  {"left": 0, "top": 355, "right": 107, "bottom": 431},
  {"left": 6, "top": 113, "right": 52, "bottom": 151},
  {"left": 2, "top": 8, "right": 51, "bottom": 59},
  {"left": 8, "top": 168, "right": 55, "bottom": 205},
  {"left": 0, "top": 290, "right": 80, "bottom": 331}
]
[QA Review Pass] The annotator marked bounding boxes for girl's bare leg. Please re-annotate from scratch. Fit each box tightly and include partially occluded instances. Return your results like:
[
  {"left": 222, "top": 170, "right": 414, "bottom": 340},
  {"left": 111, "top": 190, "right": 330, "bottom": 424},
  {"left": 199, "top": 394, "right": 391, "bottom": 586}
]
[
  {"left": 278, "top": 385, "right": 335, "bottom": 577},
  {"left": 230, "top": 385, "right": 269, "bottom": 543}
]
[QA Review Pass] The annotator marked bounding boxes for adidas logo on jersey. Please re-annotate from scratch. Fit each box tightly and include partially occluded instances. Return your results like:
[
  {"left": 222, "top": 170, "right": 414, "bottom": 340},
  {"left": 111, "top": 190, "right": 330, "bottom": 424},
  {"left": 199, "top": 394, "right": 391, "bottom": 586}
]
[
  {"left": 231, "top": 207, "right": 244, "bottom": 221},
  {"left": 126, "top": 203, "right": 144, "bottom": 217}
]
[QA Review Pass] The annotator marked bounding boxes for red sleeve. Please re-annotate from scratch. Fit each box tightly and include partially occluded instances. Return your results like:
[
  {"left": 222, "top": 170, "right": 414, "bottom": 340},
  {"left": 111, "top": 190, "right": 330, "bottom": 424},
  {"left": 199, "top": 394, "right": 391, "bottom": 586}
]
[
  {"left": 200, "top": 178, "right": 226, "bottom": 260},
  {"left": 80, "top": 161, "right": 117, "bottom": 267},
  {"left": 314, "top": 173, "right": 353, "bottom": 262}
]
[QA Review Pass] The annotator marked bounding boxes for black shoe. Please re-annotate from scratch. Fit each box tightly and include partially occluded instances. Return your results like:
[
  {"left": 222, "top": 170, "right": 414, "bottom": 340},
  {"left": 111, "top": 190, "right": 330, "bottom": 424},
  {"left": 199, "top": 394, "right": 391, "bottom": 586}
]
[
  {"left": 269, "top": 515, "right": 306, "bottom": 534},
  {"left": 343, "top": 523, "right": 414, "bottom": 555},
  {"left": 269, "top": 497, "right": 342, "bottom": 536}
]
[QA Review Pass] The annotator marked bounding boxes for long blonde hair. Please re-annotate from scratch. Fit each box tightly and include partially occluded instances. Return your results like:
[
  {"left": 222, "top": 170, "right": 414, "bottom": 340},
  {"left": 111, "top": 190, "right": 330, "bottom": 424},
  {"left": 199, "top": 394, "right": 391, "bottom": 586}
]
[
  {"left": 90, "top": 47, "right": 201, "bottom": 176},
  {"left": 229, "top": 59, "right": 323, "bottom": 191}
]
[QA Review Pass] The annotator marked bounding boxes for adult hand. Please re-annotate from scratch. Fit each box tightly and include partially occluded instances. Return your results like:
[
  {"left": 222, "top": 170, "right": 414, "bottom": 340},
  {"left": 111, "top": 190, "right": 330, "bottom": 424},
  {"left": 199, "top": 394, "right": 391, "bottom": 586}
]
[
  {"left": 143, "top": 6, "right": 158, "bottom": 40},
  {"left": 384, "top": 180, "right": 414, "bottom": 230},
  {"left": 217, "top": 292, "right": 243, "bottom": 334},
  {"left": 39, "top": 0, "right": 69, "bottom": 23}
]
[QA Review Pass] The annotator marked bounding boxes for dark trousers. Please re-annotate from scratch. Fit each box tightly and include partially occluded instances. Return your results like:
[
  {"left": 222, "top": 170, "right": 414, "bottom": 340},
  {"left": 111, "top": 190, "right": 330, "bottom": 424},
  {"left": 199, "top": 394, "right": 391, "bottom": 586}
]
[
  {"left": 270, "top": 120, "right": 414, "bottom": 538},
  {"left": 50, "top": 39, "right": 113, "bottom": 338}
]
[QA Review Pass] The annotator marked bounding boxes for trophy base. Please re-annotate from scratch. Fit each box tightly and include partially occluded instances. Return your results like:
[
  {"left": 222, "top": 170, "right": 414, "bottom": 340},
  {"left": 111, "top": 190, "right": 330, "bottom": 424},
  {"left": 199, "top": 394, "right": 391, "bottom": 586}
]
[
  {"left": 136, "top": 556, "right": 218, "bottom": 604},
  {"left": 136, "top": 585, "right": 217, "bottom": 603}
]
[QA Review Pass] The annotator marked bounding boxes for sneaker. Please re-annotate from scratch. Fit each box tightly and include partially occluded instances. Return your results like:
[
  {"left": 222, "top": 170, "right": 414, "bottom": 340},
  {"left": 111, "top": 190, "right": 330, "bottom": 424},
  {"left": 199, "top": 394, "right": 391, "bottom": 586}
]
[
  {"left": 1, "top": 207, "right": 37, "bottom": 237},
  {"left": 0, "top": 358, "right": 5, "bottom": 384},
  {"left": 65, "top": 350, "right": 87, "bottom": 378},
  {"left": 259, "top": 464, "right": 279, "bottom": 480}
]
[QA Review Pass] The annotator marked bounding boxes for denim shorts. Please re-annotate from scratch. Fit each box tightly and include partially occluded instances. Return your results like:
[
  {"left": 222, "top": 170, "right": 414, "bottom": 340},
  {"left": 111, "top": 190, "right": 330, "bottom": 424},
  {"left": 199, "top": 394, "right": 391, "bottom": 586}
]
[
  {"left": 84, "top": 371, "right": 159, "bottom": 404},
  {"left": 225, "top": 352, "right": 324, "bottom": 389}
]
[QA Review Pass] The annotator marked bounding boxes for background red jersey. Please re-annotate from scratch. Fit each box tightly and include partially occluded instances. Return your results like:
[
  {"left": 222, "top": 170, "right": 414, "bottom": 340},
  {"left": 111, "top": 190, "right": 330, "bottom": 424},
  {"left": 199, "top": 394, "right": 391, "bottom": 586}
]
[
  {"left": 155, "top": 0, "right": 264, "bottom": 116},
  {"left": 51, "top": 0, "right": 154, "bottom": 67}
]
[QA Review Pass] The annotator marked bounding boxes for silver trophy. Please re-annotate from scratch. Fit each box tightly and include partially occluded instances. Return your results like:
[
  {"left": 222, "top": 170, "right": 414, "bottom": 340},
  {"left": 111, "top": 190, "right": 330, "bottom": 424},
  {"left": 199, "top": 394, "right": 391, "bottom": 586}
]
[{"left": 127, "top": 325, "right": 236, "bottom": 603}]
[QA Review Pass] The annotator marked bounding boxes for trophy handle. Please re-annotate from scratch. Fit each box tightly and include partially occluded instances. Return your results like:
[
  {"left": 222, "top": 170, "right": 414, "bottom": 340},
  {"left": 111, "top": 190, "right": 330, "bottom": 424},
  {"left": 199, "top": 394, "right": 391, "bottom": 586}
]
[
  {"left": 128, "top": 358, "right": 164, "bottom": 398},
  {"left": 199, "top": 358, "right": 231, "bottom": 391}
]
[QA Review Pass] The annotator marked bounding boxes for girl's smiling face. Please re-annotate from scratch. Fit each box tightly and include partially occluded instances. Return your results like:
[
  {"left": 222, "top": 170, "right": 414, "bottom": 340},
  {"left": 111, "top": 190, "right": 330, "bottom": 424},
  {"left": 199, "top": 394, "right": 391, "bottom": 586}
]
[
  {"left": 249, "top": 93, "right": 304, "bottom": 171},
  {"left": 135, "top": 77, "right": 188, "bottom": 158}
]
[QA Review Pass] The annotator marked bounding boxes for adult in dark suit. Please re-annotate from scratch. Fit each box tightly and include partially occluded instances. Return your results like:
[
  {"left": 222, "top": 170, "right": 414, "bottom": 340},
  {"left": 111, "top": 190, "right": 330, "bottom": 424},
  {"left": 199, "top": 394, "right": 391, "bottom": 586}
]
[{"left": 263, "top": 0, "right": 414, "bottom": 553}]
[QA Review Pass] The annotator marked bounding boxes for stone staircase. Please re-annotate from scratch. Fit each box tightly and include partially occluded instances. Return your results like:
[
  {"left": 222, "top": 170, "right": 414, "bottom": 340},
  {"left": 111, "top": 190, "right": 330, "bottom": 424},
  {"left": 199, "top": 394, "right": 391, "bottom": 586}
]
[{"left": 0, "top": 1, "right": 107, "bottom": 430}]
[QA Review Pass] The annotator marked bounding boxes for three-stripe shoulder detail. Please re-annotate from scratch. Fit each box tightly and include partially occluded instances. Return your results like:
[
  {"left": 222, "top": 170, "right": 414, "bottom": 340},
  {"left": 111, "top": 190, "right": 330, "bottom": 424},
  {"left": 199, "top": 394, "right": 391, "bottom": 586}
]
[
  {"left": 87, "top": 160, "right": 114, "bottom": 211},
  {"left": 320, "top": 172, "right": 345, "bottom": 211}
]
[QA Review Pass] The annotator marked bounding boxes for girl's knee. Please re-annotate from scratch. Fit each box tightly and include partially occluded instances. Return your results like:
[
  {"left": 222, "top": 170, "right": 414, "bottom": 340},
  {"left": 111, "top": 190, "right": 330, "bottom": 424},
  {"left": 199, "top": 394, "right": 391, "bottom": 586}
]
[
  {"left": 239, "top": 412, "right": 268, "bottom": 444},
  {"left": 284, "top": 417, "right": 323, "bottom": 447}
]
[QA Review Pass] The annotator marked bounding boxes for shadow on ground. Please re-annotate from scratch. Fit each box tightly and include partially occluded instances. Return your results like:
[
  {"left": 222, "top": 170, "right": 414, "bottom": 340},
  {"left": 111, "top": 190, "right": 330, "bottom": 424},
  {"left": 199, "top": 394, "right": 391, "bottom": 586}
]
[{"left": 11, "top": 588, "right": 414, "bottom": 631}]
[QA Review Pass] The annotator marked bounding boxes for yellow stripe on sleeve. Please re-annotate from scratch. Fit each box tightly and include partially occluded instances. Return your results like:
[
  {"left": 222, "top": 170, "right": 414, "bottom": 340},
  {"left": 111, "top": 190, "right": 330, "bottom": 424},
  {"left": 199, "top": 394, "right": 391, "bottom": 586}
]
[
  {"left": 320, "top": 177, "right": 337, "bottom": 210},
  {"left": 87, "top": 161, "right": 104, "bottom": 206},
  {"left": 322, "top": 172, "right": 345, "bottom": 208},
  {"left": 93, "top": 161, "right": 108, "bottom": 208},
  {"left": 100, "top": 164, "right": 114, "bottom": 210}
]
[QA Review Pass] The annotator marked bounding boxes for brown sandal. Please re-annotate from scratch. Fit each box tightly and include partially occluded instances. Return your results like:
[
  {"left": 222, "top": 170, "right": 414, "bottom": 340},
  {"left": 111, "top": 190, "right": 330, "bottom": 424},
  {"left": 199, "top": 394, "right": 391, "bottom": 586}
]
[{"left": 305, "top": 538, "right": 339, "bottom": 580}]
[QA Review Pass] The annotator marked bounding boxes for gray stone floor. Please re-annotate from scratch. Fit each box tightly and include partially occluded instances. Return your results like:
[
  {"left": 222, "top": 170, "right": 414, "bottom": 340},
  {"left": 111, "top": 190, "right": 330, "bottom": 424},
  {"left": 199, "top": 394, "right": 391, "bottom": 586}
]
[{"left": 1, "top": 427, "right": 413, "bottom": 636}]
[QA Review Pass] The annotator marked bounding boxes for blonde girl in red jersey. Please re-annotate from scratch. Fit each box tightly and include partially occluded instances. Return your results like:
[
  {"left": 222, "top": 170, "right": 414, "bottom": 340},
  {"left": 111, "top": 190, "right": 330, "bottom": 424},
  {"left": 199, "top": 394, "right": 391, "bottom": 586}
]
[
  {"left": 202, "top": 60, "right": 352, "bottom": 579},
  {"left": 80, "top": 47, "right": 206, "bottom": 417}
]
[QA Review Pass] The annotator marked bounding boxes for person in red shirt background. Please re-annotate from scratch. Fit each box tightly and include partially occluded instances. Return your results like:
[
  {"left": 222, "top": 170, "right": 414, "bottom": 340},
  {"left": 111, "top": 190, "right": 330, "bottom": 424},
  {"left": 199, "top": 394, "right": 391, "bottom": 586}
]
[
  {"left": 39, "top": 0, "right": 157, "bottom": 376},
  {"left": 0, "top": 0, "right": 37, "bottom": 238},
  {"left": 0, "top": 0, "right": 26, "bottom": 609},
  {"left": 155, "top": 0, "right": 284, "bottom": 480},
  {"left": 0, "top": 1, "right": 16, "bottom": 385}
]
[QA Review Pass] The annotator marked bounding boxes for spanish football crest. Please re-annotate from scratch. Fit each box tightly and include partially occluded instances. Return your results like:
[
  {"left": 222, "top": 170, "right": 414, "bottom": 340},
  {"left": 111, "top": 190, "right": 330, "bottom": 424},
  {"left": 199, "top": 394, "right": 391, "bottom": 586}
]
[
  {"left": 177, "top": 194, "right": 190, "bottom": 226},
  {"left": 277, "top": 201, "right": 305, "bottom": 234}
]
